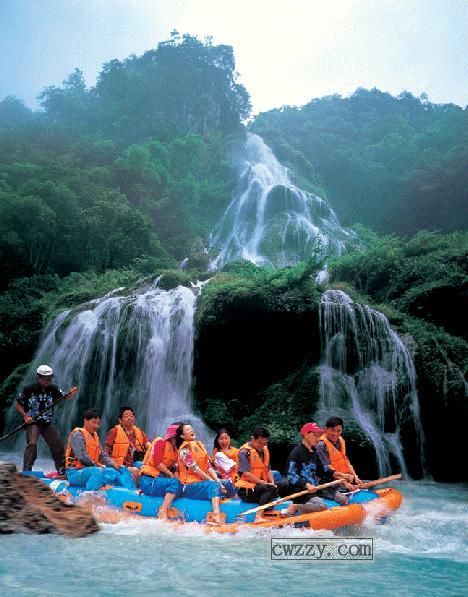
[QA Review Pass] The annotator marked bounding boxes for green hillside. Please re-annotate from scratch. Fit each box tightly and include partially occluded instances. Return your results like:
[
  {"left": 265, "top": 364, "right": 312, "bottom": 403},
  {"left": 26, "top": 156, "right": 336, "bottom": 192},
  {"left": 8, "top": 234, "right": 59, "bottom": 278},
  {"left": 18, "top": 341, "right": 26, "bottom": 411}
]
[{"left": 251, "top": 89, "right": 467, "bottom": 234}]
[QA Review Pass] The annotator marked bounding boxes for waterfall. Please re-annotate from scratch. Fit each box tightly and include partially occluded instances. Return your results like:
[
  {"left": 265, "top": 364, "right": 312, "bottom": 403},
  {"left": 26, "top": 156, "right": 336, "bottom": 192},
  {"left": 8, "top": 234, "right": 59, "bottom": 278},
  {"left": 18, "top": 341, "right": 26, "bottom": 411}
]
[
  {"left": 208, "top": 133, "right": 354, "bottom": 270},
  {"left": 7, "top": 280, "right": 211, "bottom": 447},
  {"left": 317, "top": 289, "right": 425, "bottom": 476}
]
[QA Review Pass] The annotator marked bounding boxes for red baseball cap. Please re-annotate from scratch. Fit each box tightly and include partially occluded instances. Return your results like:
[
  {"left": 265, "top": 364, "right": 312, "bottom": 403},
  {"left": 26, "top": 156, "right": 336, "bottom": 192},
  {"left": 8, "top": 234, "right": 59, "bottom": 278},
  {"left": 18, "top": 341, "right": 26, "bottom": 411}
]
[
  {"left": 163, "top": 424, "right": 179, "bottom": 441},
  {"left": 300, "top": 422, "right": 325, "bottom": 435}
]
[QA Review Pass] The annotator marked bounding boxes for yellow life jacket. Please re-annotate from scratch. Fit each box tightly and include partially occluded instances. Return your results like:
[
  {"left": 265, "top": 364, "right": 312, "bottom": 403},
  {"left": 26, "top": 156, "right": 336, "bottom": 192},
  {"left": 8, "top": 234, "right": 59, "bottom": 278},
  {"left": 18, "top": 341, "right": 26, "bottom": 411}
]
[
  {"left": 319, "top": 435, "right": 353, "bottom": 474},
  {"left": 235, "top": 442, "right": 270, "bottom": 489},
  {"left": 178, "top": 440, "right": 211, "bottom": 484},
  {"left": 110, "top": 424, "right": 146, "bottom": 466},
  {"left": 140, "top": 437, "right": 178, "bottom": 478},
  {"left": 65, "top": 427, "right": 101, "bottom": 469}
]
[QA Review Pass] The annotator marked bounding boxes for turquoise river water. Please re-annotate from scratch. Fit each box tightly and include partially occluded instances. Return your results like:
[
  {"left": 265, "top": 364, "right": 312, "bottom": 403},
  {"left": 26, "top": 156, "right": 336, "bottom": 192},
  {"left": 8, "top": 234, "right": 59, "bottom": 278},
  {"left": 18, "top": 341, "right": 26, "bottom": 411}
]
[{"left": 0, "top": 454, "right": 467, "bottom": 596}]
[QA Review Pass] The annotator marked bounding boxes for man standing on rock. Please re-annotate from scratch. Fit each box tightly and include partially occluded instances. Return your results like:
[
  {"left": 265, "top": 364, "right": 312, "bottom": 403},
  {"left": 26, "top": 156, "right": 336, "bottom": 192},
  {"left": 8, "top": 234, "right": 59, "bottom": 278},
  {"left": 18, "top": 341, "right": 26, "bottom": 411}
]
[{"left": 15, "top": 364, "right": 77, "bottom": 476}]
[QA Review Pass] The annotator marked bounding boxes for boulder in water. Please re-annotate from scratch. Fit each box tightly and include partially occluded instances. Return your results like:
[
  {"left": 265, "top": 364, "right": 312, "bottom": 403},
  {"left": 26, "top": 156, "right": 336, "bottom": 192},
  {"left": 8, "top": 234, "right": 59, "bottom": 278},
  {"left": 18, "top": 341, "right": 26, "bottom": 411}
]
[{"left": 0, "top": 462, "right": 99, "bottom": 537}]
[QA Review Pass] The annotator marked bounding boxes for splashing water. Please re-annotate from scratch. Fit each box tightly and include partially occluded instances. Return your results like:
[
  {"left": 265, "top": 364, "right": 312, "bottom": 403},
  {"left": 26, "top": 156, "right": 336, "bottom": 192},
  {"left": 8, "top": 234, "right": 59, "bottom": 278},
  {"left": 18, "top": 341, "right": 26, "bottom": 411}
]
[
  {"left": 0, "top": 465, "right": 465, "bottom": 596},
  {"left": 6, "top": 280, "right": 211, "bottom": 445},
  {"left": 208, "top": 133, "right": 353, "bottom": 269},
  {"left": 317, "top": 289, "right": 425, "bottom": 476}
]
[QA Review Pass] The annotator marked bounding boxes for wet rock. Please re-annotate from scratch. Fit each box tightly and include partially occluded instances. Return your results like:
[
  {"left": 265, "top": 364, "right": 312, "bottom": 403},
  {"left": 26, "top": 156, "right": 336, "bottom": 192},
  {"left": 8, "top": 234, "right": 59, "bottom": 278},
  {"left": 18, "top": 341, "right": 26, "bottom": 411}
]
[{"left": 0, "top": 462, "right": 99, "bottom": 537}]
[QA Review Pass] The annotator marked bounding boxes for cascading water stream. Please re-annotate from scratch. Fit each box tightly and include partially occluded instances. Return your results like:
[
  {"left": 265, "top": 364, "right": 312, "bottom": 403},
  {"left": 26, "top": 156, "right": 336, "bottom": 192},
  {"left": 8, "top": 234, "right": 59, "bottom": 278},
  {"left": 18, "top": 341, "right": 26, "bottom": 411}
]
[
  {"left": 6, "top": 280, "right": 211, "bottom": 447},
  {"left": 208, "top": 133, "right": 354, "bottom": 269},
  {"left": 317, "top": 289, "right": 425, "bottom": 476},
  {"left": 3, "top": 133, "right": 426, "bottom": 480}
]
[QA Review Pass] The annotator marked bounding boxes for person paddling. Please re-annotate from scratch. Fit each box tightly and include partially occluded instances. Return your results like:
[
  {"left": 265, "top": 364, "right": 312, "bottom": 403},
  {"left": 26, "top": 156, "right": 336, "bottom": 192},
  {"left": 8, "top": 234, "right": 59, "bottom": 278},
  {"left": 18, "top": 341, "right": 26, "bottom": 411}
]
[
  {"left": 236, "top": 426, "right": 289, "bottom": 522},
  {"left": 315, "top": 416, "right": 362, "bottom": 485},
  {"left": 285, "top": 422, "right": 350, "bottom": 516},
  {"left": 15, "top": 364, "right": 77, "bottom": 476}
]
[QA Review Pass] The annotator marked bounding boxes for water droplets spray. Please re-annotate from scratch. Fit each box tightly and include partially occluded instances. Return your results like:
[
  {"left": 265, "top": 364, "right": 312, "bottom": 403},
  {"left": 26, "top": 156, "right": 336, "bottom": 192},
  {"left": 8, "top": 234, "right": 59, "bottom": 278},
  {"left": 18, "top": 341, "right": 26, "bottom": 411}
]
[
  {"left": 317, "top": 289, "right": 425, "bottom": 476},
  {"left": 208, "top": 133, "right": 353, "bottom": 269},
  {"left": 8, "top": 281, "right": 211, "bottom": 445}
]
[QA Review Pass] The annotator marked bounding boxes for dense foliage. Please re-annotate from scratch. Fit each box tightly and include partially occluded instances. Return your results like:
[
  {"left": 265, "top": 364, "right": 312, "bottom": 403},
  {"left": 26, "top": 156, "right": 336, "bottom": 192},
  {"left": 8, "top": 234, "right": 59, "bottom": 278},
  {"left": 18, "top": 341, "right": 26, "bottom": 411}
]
[
  {"left": 0, "top": 35, "right": 250, "bottom": 387},
  {"left": 0, "top": 34, "right": 250, "bottom": 289},
  {"left": 1, "top": 35, "right": 466, "bottom": 480},
  {"left": 194, "top": 260, "right": 324, "bottom": 459},
  {"left": 252, "top": 89, "right": 468, "bottom": 235},
  {"left": 330, "top": 229, "right": 468, "bottom": 339}
]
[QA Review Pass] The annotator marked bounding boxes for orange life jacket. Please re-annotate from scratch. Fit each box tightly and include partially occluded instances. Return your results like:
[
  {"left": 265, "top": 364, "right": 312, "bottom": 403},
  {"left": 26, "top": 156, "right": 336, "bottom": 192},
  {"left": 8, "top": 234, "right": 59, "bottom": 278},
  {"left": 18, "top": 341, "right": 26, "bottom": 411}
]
[
  {"left": 65, "top": 427, "right": 101, "bottom": 469},
  {"left": 213, "top": 446, "right": 239, "bottom": 482},
  {"left": 110, "top": 424, "right": 146, "bottom": 466},
  {"left": 178, "top": 440, "right": 211, "bottom": 484},
  {"left": 140, "top": 437, "right": 178, "bottom": 478},
  {"left": 235, "top": 442, "right": 270, "bottom": 489},
  {"left": 319, "top": 435, "right": 353, "bottom": 474}
]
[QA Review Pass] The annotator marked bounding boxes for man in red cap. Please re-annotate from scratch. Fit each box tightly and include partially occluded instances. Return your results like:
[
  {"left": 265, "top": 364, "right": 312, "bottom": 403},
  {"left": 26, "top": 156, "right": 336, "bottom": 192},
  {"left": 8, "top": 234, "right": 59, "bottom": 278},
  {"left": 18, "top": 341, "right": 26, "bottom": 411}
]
[
  {"left": 285, "top": 422, "right": 349, "bottom": 515},
  {"left": 139, "top": 422, "right": 183, "bottom": 519}
]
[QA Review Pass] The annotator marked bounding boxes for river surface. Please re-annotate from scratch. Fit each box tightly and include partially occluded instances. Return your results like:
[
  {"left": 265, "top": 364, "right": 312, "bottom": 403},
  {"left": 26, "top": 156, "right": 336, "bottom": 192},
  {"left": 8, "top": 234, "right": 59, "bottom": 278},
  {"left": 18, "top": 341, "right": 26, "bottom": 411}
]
[{"left": 0, "top": 454, "right": 467, "bottom": 596}]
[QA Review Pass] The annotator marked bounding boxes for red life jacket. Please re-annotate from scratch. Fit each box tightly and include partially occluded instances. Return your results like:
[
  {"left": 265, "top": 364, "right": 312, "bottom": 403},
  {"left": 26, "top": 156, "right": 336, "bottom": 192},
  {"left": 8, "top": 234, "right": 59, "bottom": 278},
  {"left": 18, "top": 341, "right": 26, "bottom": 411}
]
[{"left": 140, "top": 437, "right": 177, "bottom": 478}]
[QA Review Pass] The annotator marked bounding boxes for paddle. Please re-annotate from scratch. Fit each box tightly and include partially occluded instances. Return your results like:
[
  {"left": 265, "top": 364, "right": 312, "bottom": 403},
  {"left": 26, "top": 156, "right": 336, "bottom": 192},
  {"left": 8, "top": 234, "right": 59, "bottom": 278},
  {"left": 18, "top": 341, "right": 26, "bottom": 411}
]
[
  {"left": 357, "top": 473, "right": 402, "bottom": 489},
  {"left": 238, "top": 479, "right": 343, "bottom": 518},
  {"left": 0, "top": 387, "right": 79, "bottom": 443}
]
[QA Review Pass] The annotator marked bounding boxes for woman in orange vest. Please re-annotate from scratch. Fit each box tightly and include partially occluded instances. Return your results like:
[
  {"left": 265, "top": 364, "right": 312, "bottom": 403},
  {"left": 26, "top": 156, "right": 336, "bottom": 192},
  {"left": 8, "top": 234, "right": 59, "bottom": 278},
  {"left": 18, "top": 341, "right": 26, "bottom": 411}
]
[
  {"left": 177, "top": 423, "right": 230, "bottom": 524},
  {"left": 139, "top": 423, "right": 183, "bottom": 519},
  {"left": 212, "top": 428, "right": 239, "bottom": 483},
  {"left": 66, "top": 409, "right": 136, "bottom": 491},
  {"left": 315, "top": 416, "right": 362, "bottom": 485}
]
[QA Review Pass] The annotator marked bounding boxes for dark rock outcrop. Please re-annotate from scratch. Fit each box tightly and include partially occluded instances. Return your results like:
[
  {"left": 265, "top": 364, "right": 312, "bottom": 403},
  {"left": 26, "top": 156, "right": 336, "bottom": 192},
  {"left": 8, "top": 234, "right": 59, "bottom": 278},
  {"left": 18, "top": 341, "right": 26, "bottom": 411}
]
[{"left": 0, "top": 462, "right": 99, "bottom": 537}]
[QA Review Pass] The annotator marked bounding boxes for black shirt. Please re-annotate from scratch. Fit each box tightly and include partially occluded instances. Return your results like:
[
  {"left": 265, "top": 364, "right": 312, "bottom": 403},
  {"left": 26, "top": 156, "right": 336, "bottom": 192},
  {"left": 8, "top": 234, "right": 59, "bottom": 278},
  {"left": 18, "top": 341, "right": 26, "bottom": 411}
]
[
  {"left": 17, "top": 383, "right": 65, "bottom": 425},
  {"left": 286, "top": 443, "right": 333, "bottom": 489}
]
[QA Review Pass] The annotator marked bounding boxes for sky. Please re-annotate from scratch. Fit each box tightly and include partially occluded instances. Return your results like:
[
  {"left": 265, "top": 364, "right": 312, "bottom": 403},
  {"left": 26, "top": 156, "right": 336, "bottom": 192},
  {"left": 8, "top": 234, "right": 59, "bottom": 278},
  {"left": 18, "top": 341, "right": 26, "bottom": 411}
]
[{"left": 1, "top": 0, "right": 467, "bottom": 114}]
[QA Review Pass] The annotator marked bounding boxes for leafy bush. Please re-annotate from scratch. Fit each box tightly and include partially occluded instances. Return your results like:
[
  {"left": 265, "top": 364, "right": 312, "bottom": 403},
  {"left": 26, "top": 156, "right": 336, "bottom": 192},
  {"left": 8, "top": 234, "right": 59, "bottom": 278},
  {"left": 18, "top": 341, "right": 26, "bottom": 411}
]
[
  {"left": 196, "top": 259, "right": 323, "bottom": 327},
  {"left": 330, "top": 230, "right": 468, "bottom": 337}
]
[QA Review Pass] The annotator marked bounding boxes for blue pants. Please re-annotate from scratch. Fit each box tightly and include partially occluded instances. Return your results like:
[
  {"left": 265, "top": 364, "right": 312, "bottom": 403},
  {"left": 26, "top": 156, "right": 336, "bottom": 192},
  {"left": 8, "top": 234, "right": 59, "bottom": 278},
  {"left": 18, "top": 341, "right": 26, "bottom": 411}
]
[
  {"left": 220, "top": 479, "right": 237, "bottom": 498},
  {"left": 182, "top": 480, "right": 223, "bottom": 500},
  {"left": 66, "top": 466, "right": 136, "bottom": 491},
  {"left": 139, "top": 474, "right": 182, "bottom": 497}
]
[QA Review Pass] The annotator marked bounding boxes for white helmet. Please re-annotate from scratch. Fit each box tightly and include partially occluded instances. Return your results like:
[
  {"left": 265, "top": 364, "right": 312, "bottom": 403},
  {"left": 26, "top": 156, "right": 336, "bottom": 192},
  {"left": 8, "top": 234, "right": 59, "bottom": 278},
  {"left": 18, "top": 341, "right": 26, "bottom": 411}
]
[{"left": 37, "top": 365, "right": 54, "bottom": 376}]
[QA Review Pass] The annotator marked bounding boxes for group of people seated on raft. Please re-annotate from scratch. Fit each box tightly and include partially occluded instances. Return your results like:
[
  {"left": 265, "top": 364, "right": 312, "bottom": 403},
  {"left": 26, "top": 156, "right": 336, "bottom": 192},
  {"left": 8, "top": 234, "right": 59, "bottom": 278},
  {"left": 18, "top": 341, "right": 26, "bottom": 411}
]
[
  {"left": 65, "top": 408, "right": 362, "bottom": 524},
  {"left": 15, "top": 366, "right": 362, "bottom": 525}
]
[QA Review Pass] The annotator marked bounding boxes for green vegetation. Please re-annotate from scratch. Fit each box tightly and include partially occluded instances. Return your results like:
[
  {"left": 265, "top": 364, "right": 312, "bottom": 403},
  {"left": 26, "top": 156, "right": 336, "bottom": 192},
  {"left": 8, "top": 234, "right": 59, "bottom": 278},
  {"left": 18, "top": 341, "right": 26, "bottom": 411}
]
[
  {"left": 252, "top": 89, "right": 467, "bottom": 235},
  {"left": 0, "top": 34, "right": 466, "bottom": 480},
  {"left": 0, "top": 34, "right": 249, "bottom": 387},
  {"left": 193, "top": 232, "right": 467, "bottom": 480},
  {"left": 0, "top": 34, "right": 250, "bottom": 290},
  {"left": 330, "top": 229, "right": 468, "bottom": 339},
  {"left": 196, "top": 259, "right": 323, "bottom": 327},
  {"left": 194, "top": 260, "right": 325, "bottom": 463},
  {"left": 325, "top": 229, "right": 467, "bottom": 480}
]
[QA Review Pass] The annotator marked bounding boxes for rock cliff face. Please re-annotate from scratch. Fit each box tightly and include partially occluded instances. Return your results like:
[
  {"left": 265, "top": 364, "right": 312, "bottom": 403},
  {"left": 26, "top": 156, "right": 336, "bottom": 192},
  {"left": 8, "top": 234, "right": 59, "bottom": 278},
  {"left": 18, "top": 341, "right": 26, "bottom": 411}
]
[
  {"left": 193, "top": 276, "right": 467, "bottom": 481},
  {"left": 0, "top": 462, "right": 99, "bottom": 537}
]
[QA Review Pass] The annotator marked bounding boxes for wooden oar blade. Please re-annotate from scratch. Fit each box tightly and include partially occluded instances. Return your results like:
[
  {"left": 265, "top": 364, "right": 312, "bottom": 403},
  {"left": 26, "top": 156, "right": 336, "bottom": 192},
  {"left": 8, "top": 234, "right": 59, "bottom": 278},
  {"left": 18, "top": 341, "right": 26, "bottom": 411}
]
[{"left": 358, "top": 473, "right": 402, "bottom": 489}]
